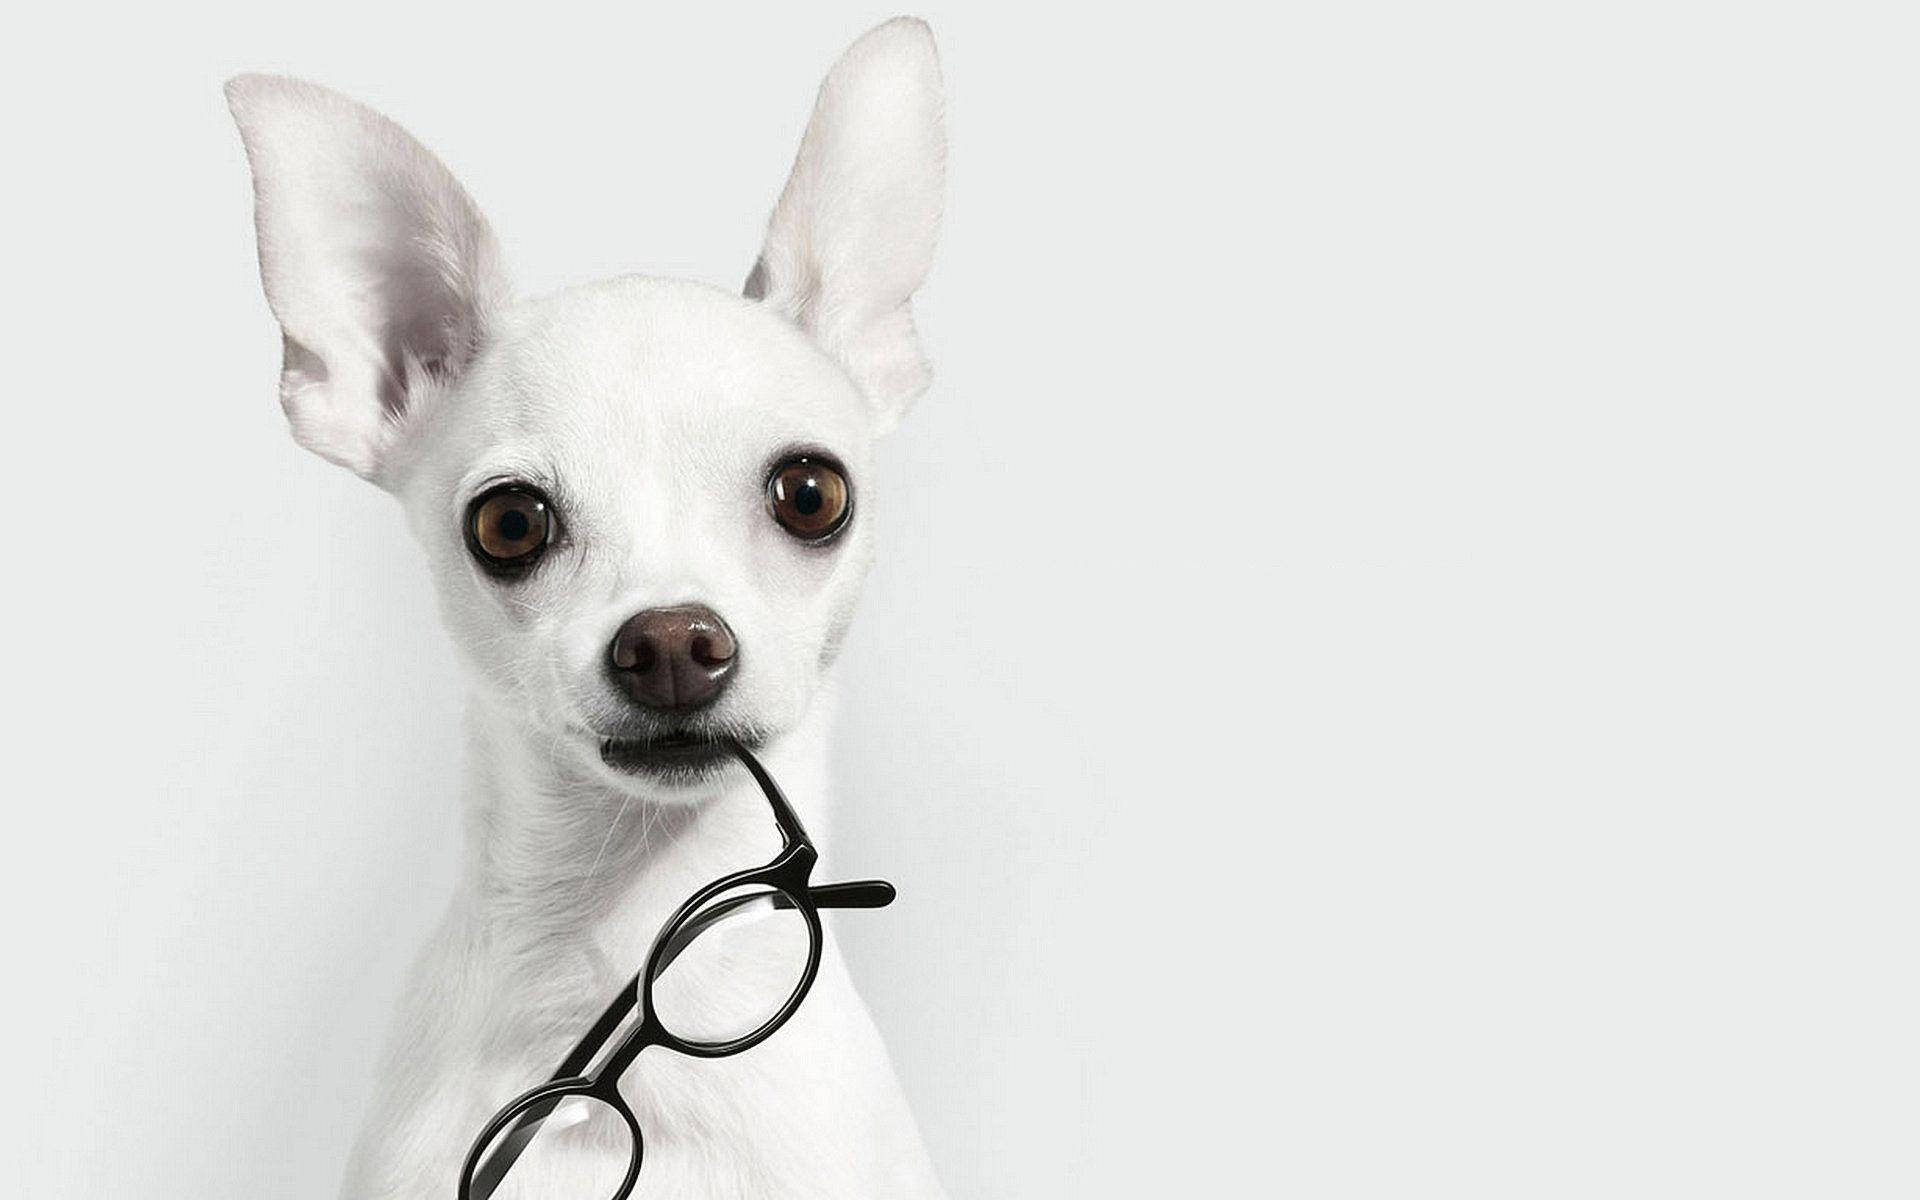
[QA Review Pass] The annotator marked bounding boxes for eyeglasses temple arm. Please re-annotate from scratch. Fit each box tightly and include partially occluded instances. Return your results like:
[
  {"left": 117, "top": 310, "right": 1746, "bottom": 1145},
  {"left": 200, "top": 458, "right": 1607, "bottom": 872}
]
[
  {"left": 549, "top": 970, "right": 644, "bottom": 1080},
  {"left": 724, "top": 737, "right": 812, "bottom": 847},
  {"left": 809, "top": 879, "right": 896, "bottom": 909}
]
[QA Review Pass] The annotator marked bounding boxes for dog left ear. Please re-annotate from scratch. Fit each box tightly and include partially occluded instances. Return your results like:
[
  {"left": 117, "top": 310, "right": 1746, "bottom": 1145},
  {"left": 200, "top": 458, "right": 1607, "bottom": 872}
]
[
  {"left": 225, "top": 75, "right": 509, "bottom": 484},
  {"left": 746, "top": 18, "right": 947, "bottom": 433}
]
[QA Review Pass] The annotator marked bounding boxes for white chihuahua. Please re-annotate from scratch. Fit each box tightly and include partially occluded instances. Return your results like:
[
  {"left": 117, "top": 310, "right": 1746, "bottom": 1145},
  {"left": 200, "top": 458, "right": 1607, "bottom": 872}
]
[{"left": 227, "top": 18, "right": 948, "bottom": 1199}]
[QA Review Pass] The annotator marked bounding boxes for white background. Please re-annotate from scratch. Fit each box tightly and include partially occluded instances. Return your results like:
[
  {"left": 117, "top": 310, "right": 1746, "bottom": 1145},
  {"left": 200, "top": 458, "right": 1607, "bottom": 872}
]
[{"left": 3, "top": 3, "right": 1915, "bottom": 1196}]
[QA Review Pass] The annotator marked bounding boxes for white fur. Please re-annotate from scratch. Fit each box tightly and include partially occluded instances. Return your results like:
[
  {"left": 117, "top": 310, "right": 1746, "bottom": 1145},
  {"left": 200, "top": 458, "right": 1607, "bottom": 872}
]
[
  {"left": 748, "top": 16, "right": 946, "bottom": 432},
  {"left": 227, "top": 18, "right": 947, "bottom": 1199}
]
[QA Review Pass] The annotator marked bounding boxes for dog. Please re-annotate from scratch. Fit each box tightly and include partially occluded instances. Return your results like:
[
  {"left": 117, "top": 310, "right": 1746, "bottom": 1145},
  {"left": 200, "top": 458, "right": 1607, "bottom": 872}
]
[{"left": 226, "top": 17, "right": 949, "bottom": 1198}]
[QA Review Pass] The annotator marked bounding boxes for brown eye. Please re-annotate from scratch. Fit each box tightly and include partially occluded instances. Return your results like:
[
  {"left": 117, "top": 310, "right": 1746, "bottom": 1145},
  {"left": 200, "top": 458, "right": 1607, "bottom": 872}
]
[
  {"left": 465, "top": 485, "right": 554, "bottom": 572},
  {"left": 767, "top": 457, "right": 852, "bottom": 541}
]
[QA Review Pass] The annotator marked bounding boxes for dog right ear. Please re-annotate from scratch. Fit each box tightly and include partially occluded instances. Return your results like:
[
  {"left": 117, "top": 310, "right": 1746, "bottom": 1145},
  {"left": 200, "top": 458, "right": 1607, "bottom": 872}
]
[
  {"left": 745, "top": 18, "right": 946, "bottom": 434},
  {"left": 225, "top": 75, "right": 508, "bottom": 484}
]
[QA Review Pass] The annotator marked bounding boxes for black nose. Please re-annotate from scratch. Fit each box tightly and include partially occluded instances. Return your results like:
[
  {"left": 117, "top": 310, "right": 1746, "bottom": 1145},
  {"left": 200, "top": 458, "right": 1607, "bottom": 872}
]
[{"left": 608, "top": 604, "right": 738, "bottom": 712}]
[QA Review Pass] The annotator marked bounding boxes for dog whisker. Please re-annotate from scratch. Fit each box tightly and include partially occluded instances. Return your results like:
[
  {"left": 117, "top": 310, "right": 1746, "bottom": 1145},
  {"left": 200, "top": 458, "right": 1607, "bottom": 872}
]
[{"left": 574, "top": 791, "right": 632, "bottom": 905}]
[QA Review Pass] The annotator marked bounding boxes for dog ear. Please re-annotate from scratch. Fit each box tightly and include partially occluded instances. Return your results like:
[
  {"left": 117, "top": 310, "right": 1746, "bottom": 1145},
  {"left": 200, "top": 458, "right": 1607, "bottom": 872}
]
[
  {"left": 746, "top": 18, "right": 946, "bottom": 432},
  {"left": 225, "top": 75, "right": 508, "bottom": 483}
]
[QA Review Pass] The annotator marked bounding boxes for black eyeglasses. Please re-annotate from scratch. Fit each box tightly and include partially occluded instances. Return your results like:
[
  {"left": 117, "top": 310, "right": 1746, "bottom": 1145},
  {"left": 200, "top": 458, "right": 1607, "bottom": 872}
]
[{"left": 458, "top": 739, "right": 896, "bottom": 1200}]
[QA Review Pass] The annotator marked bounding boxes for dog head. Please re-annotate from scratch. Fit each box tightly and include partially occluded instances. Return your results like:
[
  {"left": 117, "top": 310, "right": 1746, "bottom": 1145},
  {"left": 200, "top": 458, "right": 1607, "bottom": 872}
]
[{"left": 226, "top": 20, "right": 943, "bottom": 794}]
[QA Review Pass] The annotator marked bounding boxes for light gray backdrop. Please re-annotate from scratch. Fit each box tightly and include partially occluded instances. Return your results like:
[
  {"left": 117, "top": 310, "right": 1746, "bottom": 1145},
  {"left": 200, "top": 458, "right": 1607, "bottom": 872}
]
[{"left": 4, "top": 3, "right": 1914, "bottom": 1197}]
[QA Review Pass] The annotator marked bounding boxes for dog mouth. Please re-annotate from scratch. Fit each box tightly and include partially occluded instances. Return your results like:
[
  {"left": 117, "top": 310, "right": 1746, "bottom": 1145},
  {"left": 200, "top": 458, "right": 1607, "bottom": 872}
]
[{"left": 597, "top": 728, "right": 745, "bottom": 783}]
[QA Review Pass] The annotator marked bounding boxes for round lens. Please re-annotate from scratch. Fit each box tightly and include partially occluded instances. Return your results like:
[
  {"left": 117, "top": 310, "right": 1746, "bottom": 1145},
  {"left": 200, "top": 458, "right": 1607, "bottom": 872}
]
[
  {"left": 468, "top": 1091, "right": 635, "bottom": 1200},
  {"left": 649, "top": 884, "right": 815, "bottom": 1047}
]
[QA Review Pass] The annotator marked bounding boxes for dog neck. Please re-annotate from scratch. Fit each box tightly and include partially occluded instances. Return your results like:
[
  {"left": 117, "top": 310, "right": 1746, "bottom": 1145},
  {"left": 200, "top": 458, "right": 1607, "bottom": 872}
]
[{"left": 456, "top": 688, "right": 840, "bottom": 989}]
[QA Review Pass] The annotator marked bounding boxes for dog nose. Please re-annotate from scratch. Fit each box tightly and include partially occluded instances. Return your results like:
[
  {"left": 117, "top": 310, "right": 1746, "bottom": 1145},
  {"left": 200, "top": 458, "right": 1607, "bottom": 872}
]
[{"left": 608, "top": 605, "right": 738, "bottom": 712}]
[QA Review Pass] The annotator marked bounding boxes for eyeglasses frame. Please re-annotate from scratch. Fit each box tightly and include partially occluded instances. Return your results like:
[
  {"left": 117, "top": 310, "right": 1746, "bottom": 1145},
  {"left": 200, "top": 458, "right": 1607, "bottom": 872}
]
[{"left": 457, "top": 737, "right": 896, "bottom": 1200}]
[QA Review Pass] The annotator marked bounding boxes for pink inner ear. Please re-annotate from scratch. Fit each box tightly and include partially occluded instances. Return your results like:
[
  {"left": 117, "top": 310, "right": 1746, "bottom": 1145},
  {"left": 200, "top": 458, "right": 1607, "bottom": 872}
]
[{"left": 227, "top": 72, "right": 508, "bottom": 480}]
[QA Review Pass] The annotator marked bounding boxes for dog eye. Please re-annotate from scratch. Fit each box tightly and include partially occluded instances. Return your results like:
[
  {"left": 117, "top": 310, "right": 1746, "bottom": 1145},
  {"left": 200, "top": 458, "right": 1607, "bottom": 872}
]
[
  {"left": 465, "top": 484, "right": 555, "bottom": 572},
  {"left": 767, "top": 457, "right": 852, "bottom": 541}
]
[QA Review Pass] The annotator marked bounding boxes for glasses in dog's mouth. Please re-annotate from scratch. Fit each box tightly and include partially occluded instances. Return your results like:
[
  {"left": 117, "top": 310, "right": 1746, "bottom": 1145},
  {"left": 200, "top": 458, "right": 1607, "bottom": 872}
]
[{"left": 598, "top": 729, "right": 747, "bottom": 780}]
